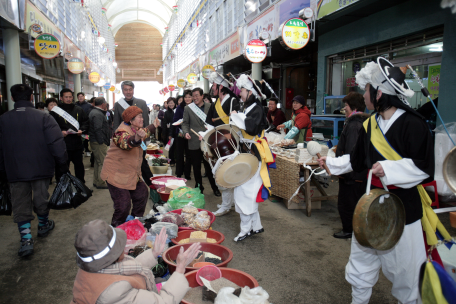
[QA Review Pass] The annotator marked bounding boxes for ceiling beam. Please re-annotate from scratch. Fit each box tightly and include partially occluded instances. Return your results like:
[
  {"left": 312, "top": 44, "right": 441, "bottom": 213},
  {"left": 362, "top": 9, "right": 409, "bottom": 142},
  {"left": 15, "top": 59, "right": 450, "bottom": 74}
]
[
  {"left": 112, "top": 20, "right": 165, "bottom": 37},
  {"left": 108, "top": 8, "right": 168, "bottom": 25}
]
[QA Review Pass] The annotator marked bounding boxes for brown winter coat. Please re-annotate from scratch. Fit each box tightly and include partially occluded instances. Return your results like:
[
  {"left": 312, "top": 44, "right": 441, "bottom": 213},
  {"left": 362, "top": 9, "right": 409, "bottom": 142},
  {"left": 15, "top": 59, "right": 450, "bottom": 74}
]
[
  {"left": 71, "top": 250, "right": 190, "bottom": 304},
  {"left": 100, "top": 123, "right": 144, "bottom": 190}
]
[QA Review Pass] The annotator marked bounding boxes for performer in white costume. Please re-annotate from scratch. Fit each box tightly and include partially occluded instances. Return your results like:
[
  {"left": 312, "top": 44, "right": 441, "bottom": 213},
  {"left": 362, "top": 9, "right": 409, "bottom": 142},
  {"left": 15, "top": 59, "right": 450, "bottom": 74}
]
[
  {"left": 229, "top": 74, "right": 273, "bottom": 242},
  {"left": 318, "top": 58, "right": 435, "bottom": 304},
  {"left": 205, "top": 72, "right": 240, "bottom": 217}
]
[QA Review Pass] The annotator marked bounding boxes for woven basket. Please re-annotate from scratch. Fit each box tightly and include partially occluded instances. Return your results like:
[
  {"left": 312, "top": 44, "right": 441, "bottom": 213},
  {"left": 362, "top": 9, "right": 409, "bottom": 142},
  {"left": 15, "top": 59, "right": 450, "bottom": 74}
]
[{"left": 270, "top": 155, "right": 301, "bottom": 204}]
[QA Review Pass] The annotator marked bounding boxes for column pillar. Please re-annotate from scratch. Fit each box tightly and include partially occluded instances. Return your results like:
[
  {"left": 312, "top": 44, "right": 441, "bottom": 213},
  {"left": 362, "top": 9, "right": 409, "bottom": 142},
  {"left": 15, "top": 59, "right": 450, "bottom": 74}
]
[
  {"left": 204, "top": 78, "right": 209, "bottom": 93},
  {"left": 251, "top": 63, "right": 262, "bottom": 81},
  {"left": 105, "top": 88, "right": 110, "bottom": 105},
  {"left": 73, "top": 73, "right": 82, "bottom": 101},
  {"left": 3, "top": 29, "right": 22, "bottom": 111}
]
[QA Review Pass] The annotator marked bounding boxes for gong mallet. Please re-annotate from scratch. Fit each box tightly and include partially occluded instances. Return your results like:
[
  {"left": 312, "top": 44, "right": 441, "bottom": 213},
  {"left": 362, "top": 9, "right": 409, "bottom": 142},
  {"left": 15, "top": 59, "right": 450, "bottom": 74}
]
[{"left": 307, "top": 141, "right": 331, "bottom": 176}]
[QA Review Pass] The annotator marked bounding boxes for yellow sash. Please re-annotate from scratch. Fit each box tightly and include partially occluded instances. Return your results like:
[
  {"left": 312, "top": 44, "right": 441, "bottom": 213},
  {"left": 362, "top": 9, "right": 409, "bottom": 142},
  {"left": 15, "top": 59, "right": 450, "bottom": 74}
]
[
  {"left": 241, "top": 129, "right": 274, "bottom": 194},
  {"left": 215, "top": 98, "right": 230, "bottom": 124},
  {"left": 363, "top": 116, "right": 451, "bottom": 246}
]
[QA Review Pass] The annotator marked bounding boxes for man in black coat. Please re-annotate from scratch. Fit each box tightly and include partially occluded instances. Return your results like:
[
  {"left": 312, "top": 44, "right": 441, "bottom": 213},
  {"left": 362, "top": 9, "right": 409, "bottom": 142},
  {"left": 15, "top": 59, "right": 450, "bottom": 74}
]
[
  {"left": 0, "top": 84, "right": 68, "bottom": 257},
  {"left": 77, "top": 92, "right": 92, "bottom": 157},
  {"left": 89, "top": 97, "right": 110, "bottom": 189},
  {"left": 50, "top": 88, "right": 89, "bottom": 184}
]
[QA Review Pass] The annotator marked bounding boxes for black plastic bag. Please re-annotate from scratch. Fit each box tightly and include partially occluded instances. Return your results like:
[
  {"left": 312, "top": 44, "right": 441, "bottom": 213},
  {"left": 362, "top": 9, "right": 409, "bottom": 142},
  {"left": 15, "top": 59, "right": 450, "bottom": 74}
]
[
  {"left": 0, "top": 181, "right": 12, "bottom": 216},
  {"left": 49, "top": 173, "right": 92, "bottom": 210}
]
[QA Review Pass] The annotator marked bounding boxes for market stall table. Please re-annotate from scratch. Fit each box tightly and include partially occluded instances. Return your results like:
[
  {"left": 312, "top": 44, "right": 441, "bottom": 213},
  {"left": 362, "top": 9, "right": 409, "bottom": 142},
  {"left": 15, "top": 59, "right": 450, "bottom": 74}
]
[{"left": 269, "top": 155, "right": 338, "bottom": 216}]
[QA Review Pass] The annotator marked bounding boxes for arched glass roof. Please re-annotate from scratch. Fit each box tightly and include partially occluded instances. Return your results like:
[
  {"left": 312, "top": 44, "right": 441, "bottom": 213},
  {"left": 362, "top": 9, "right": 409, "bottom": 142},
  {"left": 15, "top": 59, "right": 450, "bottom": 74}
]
[{"left": 103, "top": 0, "right": 176, "bottom": 37}]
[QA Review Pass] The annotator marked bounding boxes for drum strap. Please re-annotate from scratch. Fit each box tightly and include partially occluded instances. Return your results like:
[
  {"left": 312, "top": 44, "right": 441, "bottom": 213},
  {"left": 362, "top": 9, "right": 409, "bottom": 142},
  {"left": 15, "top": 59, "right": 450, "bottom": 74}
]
[
  {"left": 215, "top": 98, "right": 230, "bottom": 124},
  {"left": 363, "top": 115, "right": 451, "bottom": 246}
]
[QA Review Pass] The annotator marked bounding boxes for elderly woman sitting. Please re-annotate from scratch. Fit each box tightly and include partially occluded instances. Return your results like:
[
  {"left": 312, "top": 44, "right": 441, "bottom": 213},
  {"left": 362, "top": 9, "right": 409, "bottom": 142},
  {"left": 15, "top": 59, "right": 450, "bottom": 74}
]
[
  {"left": 71, "top": 220, "right": 201, "bottom": 304},
  {"left": 101, "top": 106, "right": 158, "bottom": 227}
]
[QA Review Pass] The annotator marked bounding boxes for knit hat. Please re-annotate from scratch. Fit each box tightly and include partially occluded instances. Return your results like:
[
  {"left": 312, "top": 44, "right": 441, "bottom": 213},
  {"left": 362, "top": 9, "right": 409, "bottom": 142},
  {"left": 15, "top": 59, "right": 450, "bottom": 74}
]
[
  {"left": 74, "top": 219, "right": 127, "bottom": 273},
  {"left": 293, "top": 95, "right": 306, "bottom": 107},
  {"left": 122, "top": 105, "right": 143, "bottom": 123}
]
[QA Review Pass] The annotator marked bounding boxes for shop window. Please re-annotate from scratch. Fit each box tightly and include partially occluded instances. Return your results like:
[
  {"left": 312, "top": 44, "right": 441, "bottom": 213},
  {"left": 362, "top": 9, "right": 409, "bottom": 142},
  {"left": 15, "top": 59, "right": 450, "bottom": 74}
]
[{"left": 329, "top": 27, "right": 443, "bottom": 110}]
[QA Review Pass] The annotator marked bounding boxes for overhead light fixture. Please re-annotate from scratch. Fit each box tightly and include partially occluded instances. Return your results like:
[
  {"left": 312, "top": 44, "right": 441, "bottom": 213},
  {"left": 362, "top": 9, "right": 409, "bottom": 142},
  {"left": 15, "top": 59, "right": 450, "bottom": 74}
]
[
  {"left": 429, "top": 46, "right": 443, "bottom": 52},
  {"left": 97, "top": 36, "right": 105, "bottom": 44},
  {"left": 113, "top": 61, "right": 118, "bottom": 67}
]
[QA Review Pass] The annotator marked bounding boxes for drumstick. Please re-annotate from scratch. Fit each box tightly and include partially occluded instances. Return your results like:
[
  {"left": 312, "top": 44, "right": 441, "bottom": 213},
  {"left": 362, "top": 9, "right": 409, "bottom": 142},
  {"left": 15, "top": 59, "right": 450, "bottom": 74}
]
[
  {"left": 190, "top": 129, "right": 201, "bottom": 137},
  {"left": 212, "top": 115, "right": 229, "bottom": 122},
  {"left": 190, "top": 128, "right": 212, "bottom": 149}
]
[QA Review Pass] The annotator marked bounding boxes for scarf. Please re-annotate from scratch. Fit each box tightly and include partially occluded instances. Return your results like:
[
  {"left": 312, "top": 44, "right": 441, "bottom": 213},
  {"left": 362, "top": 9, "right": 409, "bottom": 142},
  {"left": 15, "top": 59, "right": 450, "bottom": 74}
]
[{"left": 98, "top": 255, "right": 157, "bottom": 293}]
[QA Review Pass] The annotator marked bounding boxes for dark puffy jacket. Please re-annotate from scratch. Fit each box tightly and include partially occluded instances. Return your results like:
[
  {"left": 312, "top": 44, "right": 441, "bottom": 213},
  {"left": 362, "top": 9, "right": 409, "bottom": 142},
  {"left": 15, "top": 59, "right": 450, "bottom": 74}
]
[
  {"left": 88, "top": 107, "right": 110, "bottom": 145},
  {"left": 50, "top": 103, "right": 89, "bottom": 151},
  {"left": 77, "top": 101, "right": 93, "bottom": 116},
  {"left": 336, "top": 113, "right": 370, "bottom": 183},
  {"left": 0, "top": 100, "right": 68, "bottom": 182}
]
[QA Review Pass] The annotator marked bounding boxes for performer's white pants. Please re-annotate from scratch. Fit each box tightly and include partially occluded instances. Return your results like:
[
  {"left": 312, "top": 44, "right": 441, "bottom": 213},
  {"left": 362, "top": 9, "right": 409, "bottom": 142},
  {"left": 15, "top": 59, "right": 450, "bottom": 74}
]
[
  {"left": 219, "top": 188, "right": 235, "bottom": 211},
  {"left": 239, "top": 211, "right": 262, "bottom": 235},
  {"left": 346, "top": 219, "right": 426, "bottom": 304}
]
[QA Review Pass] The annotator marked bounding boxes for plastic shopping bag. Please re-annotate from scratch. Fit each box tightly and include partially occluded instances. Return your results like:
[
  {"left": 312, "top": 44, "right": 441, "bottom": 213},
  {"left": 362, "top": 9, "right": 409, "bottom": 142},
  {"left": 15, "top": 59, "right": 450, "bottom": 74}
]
[
  {"left": 167, "top": 187, "right": 205, "bottom": 210},
  {"left": 48, "top": 173, "right": 92, "bottom": 210},
  {"left": 118, "top": 219, "right": 147, "bottom": 254},
  {"left": 150, "top": 222, "right": 178, "bottom": 239},
  {"left": 239, "top": 286, "right": 270, "bottom": 304},
  {"left": 0, "top": 181, "right": 12, "bottom": 216},
  {"left": 215, "top": 287, "right": 242, "bottom": 304}
]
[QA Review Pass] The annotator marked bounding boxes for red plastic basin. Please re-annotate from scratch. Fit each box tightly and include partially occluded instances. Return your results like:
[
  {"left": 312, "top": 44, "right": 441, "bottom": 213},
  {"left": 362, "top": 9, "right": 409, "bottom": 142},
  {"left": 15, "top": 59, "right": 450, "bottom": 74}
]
[
  {"left": 171, "top": 229, "right": 225, "bottom": 245},
  {"left": 162, "top": 243, "right": 233, "bottom": 274},
  {"left": 168, "top": 209, "right": 215, "bottom": 231},
  {"left": 150, "top": 176, "right": 187, "bottom": 190},
  {"left": 157, "top": 187, "right": 170, "bottom": 202},
  {"left": 181, "top": 268, "right": 259, "bottom": 304}
]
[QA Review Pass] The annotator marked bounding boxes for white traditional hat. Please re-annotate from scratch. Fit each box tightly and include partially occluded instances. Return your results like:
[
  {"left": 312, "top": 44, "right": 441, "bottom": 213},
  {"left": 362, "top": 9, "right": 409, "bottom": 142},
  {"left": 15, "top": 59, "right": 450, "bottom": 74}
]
[
  {"left": 209, "top": 72, "right": 232, "bottom": 88},
  {"left": 355, "top": 57, "right": 414, "bottom": 106},
  {"left": 235, "top": 74, "right": 266, "bottom": 100}
]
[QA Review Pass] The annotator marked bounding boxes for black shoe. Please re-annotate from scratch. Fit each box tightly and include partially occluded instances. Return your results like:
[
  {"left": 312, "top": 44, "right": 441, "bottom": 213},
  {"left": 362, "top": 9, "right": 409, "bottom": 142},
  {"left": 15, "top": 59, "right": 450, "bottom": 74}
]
[
  {"left": 18, "top": 239, "right": 34, "bottom": 257},
  {"left": 249, "top": 228, "right": 264, "bottom": 235},
  {"left": 202, "top": 173, "right": 207, "bottom": 178},
  {"left": 185, "top": 176, "right": 192, "bottom": 181},
  {"left": 90, "top": 163, "right": 94, "bottom": 168},
  {"left": 195, "top": 183, "right": 204, "bottom": 194},
  {"left": 38, "top": 219, "right": 55, "bottom": 237},
  {"left": 333, "top": 230, "right": 352, "bottom": 239},
  {"left": 213, "top": 189, "right": 221, "bottom": 196}
]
